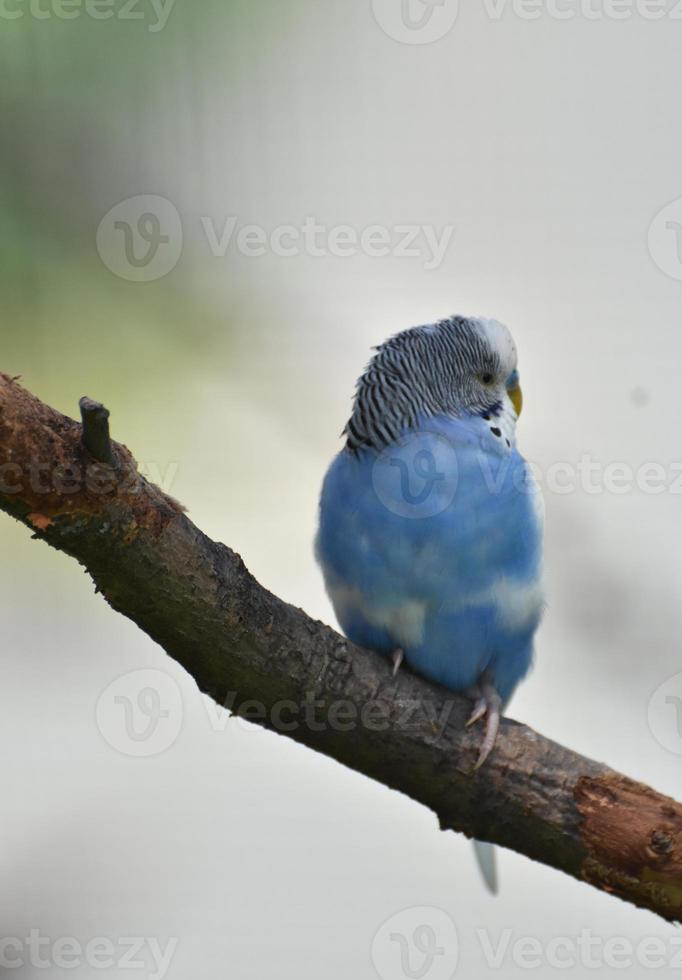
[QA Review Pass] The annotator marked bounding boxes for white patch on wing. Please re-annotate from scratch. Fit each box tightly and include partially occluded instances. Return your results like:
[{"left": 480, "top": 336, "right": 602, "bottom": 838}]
[
  {"left": 488, "top": 575, "right": 545, "bottom": 630},
  {"left": 327, "top": 572, "right": 543, "bottom": 643},
  {"left": 529, "top": 471, "right": 546, "bottom": 528},
  {"left": 414, "top": 572, "right": 543, "bottom": 629},
  {"left": 326, "top": 581, "right": 427, "bottom": 647}
]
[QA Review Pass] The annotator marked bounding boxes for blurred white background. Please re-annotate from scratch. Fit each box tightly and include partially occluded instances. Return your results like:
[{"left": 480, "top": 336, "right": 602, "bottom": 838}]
[{"left": 2, "top": 0, "right": 682, "bottom": 976}]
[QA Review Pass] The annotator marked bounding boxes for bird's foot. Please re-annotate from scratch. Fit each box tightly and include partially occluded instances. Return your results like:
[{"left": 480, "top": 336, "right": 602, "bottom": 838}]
[
  {"left": 465, "top": 677, "right": 502, "bottom": 770},
  {"left": 391, "top": 648, "right": 404, "bottom": 678}
]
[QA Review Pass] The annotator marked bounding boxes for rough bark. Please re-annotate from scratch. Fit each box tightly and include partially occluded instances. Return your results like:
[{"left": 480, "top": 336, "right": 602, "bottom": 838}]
[{"left": 1, "top": 371, "right": 680, "bottom": 923}]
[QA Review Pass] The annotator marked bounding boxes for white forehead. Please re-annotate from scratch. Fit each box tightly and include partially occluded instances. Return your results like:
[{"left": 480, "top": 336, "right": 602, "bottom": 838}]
[{"left": 472, "top": 317, "right": 518, "bottom": 374}]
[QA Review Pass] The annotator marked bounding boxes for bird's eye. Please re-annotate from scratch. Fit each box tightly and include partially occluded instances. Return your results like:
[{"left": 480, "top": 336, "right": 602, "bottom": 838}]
[{"left": 480, "top": 372, "right": 495, "bottom": 385}]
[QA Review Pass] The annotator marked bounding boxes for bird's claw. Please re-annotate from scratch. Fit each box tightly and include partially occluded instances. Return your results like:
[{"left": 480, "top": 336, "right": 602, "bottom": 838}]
[
  {"left": 466, "top": 697, "right": 488, "bottom": 728},
  {"left": 391, "top": 648, "right": 404, "bottom": 678},
  {"left": 465, "top": 679, "right": 502, "bottom": 770}
]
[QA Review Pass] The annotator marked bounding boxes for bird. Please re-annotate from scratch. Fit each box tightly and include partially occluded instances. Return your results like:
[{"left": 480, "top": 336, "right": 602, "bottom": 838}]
[{"left": 315, "top": 314, "right": 544, "bottom": 890}]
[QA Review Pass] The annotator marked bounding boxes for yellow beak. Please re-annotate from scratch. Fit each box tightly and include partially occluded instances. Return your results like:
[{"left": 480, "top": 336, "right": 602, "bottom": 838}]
[{"left": 508, "top": 384, "right": 523, "bottom": 418}]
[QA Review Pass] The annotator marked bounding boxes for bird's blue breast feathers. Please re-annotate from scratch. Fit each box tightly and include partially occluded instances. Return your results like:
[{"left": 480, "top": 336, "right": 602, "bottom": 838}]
[{"left": 316, "top": 413, "right": 544, "bottom": 704}]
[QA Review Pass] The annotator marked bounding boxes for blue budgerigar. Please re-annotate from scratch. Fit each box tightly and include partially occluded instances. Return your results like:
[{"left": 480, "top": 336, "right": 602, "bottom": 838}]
[{"left": 316, "top": 315, "right": 544, "bottom": 776}]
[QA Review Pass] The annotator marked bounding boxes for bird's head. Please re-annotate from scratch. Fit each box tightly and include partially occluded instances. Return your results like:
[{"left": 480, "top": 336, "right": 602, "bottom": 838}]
[{"left": 345, "top": 315, "right": 523, "bottom": 453}]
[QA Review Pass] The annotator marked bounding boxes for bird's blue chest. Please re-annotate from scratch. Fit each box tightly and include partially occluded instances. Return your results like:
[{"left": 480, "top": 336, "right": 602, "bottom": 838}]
[{"left": 316, "top": 414, "right": 544, "bottom": 702}]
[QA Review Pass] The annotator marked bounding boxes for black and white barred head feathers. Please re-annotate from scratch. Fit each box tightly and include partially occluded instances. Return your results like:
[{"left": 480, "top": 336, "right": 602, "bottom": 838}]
[{"left": 345, "top": 315, "right": 519, "bottom": 453}]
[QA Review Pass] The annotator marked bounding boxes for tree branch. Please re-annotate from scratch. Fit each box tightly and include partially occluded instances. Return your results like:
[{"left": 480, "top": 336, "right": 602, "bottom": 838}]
[
  {"left": 79, "top": 396, "right": 114, "bottom": 466},
  {"left": 1, "top": 371, "right": 681, "bottom": 923}
]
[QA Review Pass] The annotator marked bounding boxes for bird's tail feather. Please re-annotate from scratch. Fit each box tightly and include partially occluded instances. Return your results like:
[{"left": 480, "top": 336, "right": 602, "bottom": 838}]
[{"left": 473, "top": 840, "right": 498, "bottom": 894}]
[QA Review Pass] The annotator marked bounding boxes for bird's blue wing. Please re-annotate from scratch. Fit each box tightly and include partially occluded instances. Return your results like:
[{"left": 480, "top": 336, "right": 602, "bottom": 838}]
[{"left": 316, "top": 415, "right": 543, "bottom": 703}]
